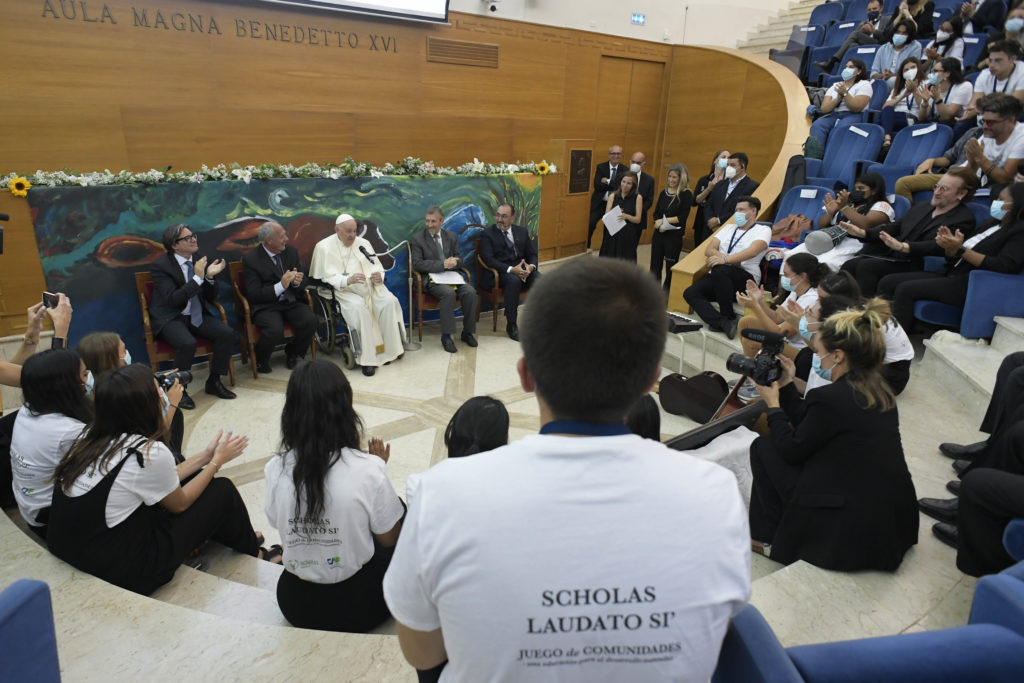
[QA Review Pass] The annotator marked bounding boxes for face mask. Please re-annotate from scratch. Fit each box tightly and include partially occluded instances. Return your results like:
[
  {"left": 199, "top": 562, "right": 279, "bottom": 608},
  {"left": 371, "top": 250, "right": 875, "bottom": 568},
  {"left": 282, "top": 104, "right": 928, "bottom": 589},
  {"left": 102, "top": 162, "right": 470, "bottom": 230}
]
[
  {"left": 902, "top": 67, "right": 918, "bottom": 81},
  {"left": 160, "top": 387, "right": 171, "bottom": 416},
  {"left": 850, "top": 189, "right": 866, "bottom": 204},
  {"left": 928, "top": 73, "right": 940, "bottom": 85},
  {"left": 978, "top": 114, "right": 984, "bottom": 127},
  {"left": 841, "top": 67, "right": 856, "bottom": 81},
  {"left": 936, "top": 30, "right": 951, "bottom": 42},
  {"left": 724, "top": 165, "right": 738, "bottom": 180},
  {"left": 733, "top": 211, "right": 749, "bottom": 228},
  {"left": 811, "top": 354, "right": 833, "bottom": 381},
  {"left": 867, "top": 10, "right": 880, "bottom": 20},
  {"left": 122, "top": 349, "right": 132, "bottom": 366},
  {"left": 798, "top": 316, "right": 814, "bottom": 341},
  {"left": 717, "top": 157, "right": 729, "bottom": 169},
  {"left": 1006, "top": 17, "right": 1024, "bottom": 33},
  {"left": 780, "top": 275, "right": 795, "bottom": 292},
  {"left": 84, "top": 370, "right": 94, "bottom": 396},
  {"left": 991, "top": 200, "right": 1009, "bottom": 220},
  {"left": 629, "top": 163, "right": 642, "bottom": 173},
  {"left": 893, "top": 34, "right": 908, "bottom": 47}
]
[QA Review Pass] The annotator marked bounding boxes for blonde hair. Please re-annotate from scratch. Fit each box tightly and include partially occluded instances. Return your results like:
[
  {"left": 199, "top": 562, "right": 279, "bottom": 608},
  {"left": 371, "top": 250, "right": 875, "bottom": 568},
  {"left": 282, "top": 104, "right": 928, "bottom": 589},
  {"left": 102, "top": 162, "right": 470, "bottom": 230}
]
[{"left": 819, "top": 298, "right": 895, "bottom": 411}]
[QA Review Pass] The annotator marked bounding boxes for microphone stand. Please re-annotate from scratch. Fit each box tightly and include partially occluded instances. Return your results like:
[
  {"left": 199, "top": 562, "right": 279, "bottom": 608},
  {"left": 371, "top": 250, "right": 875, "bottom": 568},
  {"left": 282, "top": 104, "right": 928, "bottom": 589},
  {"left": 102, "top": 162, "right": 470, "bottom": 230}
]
[{"left": 381, "top": 240, "right": 421, "bottom": 352}]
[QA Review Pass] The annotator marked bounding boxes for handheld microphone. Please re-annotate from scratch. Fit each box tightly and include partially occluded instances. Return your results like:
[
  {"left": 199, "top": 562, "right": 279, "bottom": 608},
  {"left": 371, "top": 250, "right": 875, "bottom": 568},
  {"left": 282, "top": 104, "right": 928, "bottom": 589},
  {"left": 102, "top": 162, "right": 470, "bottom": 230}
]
[
  {"left": 359, "top": 245, "right": 376, "bottom": 264},
  {"left": 741, "top": 328, "right": 786, "bottom": 346}
]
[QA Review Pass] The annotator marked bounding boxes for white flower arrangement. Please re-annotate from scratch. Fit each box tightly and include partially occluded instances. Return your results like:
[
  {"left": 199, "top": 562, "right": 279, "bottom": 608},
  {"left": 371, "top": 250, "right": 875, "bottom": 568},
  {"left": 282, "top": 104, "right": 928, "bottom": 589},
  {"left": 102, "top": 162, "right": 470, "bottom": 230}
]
[{"left": 1, "top": 157, "right": 557, "bottom": 192}]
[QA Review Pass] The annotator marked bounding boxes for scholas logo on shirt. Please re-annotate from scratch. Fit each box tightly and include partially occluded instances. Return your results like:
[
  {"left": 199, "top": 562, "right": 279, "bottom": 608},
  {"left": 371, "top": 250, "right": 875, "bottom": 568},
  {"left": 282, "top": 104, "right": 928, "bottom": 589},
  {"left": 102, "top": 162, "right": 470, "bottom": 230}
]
[
  {"left": 21, "top": 487, "right": 34, "bottom": 494},
  {"left": 325, "top": 556, "right": 342, "bottom": 567}
]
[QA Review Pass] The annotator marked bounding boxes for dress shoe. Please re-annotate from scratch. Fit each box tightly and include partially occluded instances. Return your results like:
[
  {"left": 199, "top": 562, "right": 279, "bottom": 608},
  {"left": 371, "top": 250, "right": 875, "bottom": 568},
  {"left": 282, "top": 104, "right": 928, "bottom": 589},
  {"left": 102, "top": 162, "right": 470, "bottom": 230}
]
[
  {"left": 205, "top": 377, "right": 236, "bottom": 400},
  {"left": 953, "top": 459, "right": 971, "bottom": 476},
  {"left": 441, "top": 334, "right": 457, "bottom": 353},
  {"left": 286, "top": 354, "right": 300, "bottom": 370},
  {"left": 918, "top": 497, "right": 959, "bottom": 523},
  {"left": 362, "top": 365, "right": 376, "bottom": 376},
  {"left": 257, "top": 361, "right": 273, "bottom": 374},
  {"left": 461, "top": 330, "right": 478, "bottom": 347},
  {"left": 939, "top": 440, "right": 987, "bottom": 460},
  {"left": 724, "top": 318, "right": 738, "bottom": 340},
  {"left": 946, "top": 479, "right": 962, "bottom": 496},
  {"left": 813, "top": 59, "right": 834, "bottom": 72},
  {"left": 177, "top": 390, "right": 195, "bottom": 410},
  {"left": 507, "top": 323, "right": 520, "bottom": 342},
  {"left": 932, "top": 522, "right": 959, "bottom": 550}
]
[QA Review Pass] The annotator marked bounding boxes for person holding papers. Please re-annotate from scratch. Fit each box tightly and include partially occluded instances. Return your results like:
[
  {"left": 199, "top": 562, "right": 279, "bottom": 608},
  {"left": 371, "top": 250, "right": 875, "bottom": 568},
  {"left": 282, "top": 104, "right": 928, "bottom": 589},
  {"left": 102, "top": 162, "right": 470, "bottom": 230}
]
[
  {"left": 410, "top": 205, "right": 478, "bottom": 353},
  {"left": 599, "top": 170, "right": 643, "bottom": 261},
  {"left": 650, "top": 163, "right": 693, "bottom": 291}
]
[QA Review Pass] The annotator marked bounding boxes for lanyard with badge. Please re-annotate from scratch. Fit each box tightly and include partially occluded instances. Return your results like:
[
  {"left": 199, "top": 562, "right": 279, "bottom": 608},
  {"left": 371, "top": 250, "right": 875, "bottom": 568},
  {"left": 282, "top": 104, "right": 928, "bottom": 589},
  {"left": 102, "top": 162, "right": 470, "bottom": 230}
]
[
  {"left": 540, "top": 421, "right": 632, "bottom": 436},
  {"left": 725, "top": 227, "right": 746, "bottom": 254},
  {"left": 993, "top": 63, "right": 1017, "bottom": 94}
]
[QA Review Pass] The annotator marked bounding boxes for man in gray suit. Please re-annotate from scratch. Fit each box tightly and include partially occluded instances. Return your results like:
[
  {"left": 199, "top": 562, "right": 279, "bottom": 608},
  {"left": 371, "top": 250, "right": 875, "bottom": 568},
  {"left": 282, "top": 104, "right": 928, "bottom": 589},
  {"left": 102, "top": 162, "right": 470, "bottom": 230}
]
[{"left": 410, "top": 205, "right": 479, "bottom": 352}]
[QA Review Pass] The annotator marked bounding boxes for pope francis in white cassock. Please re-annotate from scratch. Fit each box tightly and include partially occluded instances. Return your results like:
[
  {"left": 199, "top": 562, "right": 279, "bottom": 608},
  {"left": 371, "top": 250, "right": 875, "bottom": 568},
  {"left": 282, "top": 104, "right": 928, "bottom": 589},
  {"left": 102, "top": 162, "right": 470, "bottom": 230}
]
[{"left": 309, "top": 213, "right": 406, "bottom": 376}]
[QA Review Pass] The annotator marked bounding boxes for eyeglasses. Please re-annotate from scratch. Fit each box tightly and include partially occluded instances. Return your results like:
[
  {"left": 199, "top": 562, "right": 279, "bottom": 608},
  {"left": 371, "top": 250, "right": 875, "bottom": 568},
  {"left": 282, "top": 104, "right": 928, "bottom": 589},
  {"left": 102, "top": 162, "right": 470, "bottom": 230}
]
[
  {"left": 609, "top": 152, "right": 622, "bottom": 156},
  {"left": 175, "top": 233, "right": 197, "bottom": 243}
]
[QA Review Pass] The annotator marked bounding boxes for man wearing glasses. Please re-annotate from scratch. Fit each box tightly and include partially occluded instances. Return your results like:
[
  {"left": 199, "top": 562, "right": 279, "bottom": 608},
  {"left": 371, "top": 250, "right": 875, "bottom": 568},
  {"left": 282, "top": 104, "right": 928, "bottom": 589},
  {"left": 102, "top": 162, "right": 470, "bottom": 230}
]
[
  {"left": 148, "top": 223, "right": 236, "bottom": 408},
  {"left": 479, "top": 203, "right": 539, "bottom": 341}
]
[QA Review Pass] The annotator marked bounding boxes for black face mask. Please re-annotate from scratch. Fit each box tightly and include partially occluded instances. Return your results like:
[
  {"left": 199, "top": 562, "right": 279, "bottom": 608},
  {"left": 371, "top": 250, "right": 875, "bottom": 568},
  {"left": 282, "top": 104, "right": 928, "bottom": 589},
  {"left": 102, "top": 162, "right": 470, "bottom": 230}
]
[
  {"left": 867, "top": 10, "right": 881, "bottom": 20},
  {"left": 850, "top": 190, "right": 867, "bottom": 204}
]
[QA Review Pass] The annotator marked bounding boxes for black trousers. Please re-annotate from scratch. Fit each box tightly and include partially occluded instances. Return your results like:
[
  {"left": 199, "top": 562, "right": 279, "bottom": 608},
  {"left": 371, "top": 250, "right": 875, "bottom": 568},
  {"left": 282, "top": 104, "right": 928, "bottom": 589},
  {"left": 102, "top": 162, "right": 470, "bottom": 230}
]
[
  {"left": 958, "top": 468, "right": 1024, "bottom": 576},
  {"left": 841, "top": 256, "right": 917, "bottom": 298},
  {"left": 276, "top": 543, "right": 395, "bottom": 633},
  {"left": 485, "top": 269, "right": 539, "bottom": 327},
  {"left": 683, "top": 264, "right": 750, "bottom": 329},
  {"left": 878, "top": 271, "right": 968, "bottom": 331},
  {"left": 650, "top": 229, "right": 683, "bottom": 291},
  {"left": 882, "top": 359, "right": 911, "bottom": 395},
  {"left": 587, "top": 209, "right": 603, "bottom": 248},
  {"left": 748, "top": 434, "right": 802, "bottom": 544},
  {"left": 424, "top": 282, "right": 478, "bottom": 336},
  {"left": 963, "top": 353, "right": 1024, "bottom": 476},
  {"left": 157, "top": 314, "right": 234, "bottom": 377},
  {"left": 252, "top": 301, "right": 317, "bottom": 365}
]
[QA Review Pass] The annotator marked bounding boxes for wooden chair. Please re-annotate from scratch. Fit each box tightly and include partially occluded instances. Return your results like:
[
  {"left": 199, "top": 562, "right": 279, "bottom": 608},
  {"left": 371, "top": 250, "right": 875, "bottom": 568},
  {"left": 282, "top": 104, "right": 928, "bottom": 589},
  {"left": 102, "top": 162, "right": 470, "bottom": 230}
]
[
  {"left": 411, "top": 267, "right": 472, "bottom": 341},
  {"left": 229, "top": 261, "right": 316, "bottom": 379},
  {"left": 133, "top": 271, "right": 235, "bottom": 386},
  {"left": 474, "top": 236, "right": 531, "bottom": 332}
]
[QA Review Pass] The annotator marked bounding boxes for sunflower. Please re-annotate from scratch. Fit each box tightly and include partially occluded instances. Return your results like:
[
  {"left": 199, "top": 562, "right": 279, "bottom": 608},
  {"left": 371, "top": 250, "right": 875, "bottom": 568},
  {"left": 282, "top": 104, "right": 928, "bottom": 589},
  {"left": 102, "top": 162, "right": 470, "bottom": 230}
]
[
  {"left": 536, "top": 162, "right": 550, "bottom": 175},
  {"left": 8, "top": 176, "right": 31, "bottom": 197}
]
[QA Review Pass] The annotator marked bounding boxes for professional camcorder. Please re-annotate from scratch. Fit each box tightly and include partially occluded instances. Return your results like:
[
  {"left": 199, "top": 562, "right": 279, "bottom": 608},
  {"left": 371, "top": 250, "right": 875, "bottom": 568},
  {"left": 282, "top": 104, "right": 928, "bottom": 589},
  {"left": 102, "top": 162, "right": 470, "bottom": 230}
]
[
  {"left": 155, "top": 370, "right": 192, "bottom": 389},
  {"left": 726, "top": 329, "right": 787, "bottom": 386}
]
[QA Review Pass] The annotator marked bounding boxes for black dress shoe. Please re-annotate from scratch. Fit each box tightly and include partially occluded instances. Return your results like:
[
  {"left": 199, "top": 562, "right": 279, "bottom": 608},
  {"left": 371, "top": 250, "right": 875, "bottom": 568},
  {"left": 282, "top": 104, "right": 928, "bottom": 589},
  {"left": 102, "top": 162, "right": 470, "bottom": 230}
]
[
  {"left": 205, "top": 377, "right": 236, "bottom": 400},
  {"left": 724, "top": 318, "right": 738, "bottom": 340},
  {"left": 939, "top": 440, "right": 987, "bottom": 460},
  {"left": 918, "top": 497, "right": 959, "bottom": 523},
  {"left": 507, "top": 323, "right": 520, "bottom": 342},
  {"left": 177, "top": 390, "right": 195, "bottom": 410},
  {"left": 932, "top": 522, "right": 959, "bottom": 550},
  {"left": 953, "top": 459, "right": 971, "bottom": 476},
  {"left": 362, "top": 365, "right": 376, "bottom": 376},
  {"left": 441, "top": 335, "right": 457, "bottom": 353},
  {"left": 286, "top": 354, "right": 300, "bottom": 369},
  {"left": 946, "top": 479, "right": 962, "bottom": 496},
  {"left": 257, "top": 361, "right": 273, "bottom": 374},
  {"left": 461, "top": 331, "right": 478, "bottom": 347},
  {"left": 812, "top": 60, "right": 833, "bottom": 72}
]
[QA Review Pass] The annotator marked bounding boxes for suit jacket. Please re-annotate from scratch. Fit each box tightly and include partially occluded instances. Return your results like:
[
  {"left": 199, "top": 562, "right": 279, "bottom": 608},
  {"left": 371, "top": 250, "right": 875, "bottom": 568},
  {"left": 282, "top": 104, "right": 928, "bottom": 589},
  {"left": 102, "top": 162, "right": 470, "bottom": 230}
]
[
  {"left": 947, "top": 219, "right": 1024, "bottom": 278},
  {"left": 479, "top": 224, "right": 538, "bottom": 274},
  {"left": 635, "top": 172, "right": 656, "bottom": 232},
  {"left": 241, "top": 244, "right": 308, "bottom": 316},
  {"left": 863, "top": 201, "right": 975, "bottom": 263},
  {"left": 591, "top": 161, "right": 624, "bottom": 213},
  {"left": 764, "top": 378, "right": 919, "bottom": 571},
  {"left": 410, "top": 228, "right": 464, "bottom": 278},
  {"left": 707, "top": 175, "right": 759, "bottom": 225},
  {"left": 148, "top": 253, "right": 219, "bottom": 335}
]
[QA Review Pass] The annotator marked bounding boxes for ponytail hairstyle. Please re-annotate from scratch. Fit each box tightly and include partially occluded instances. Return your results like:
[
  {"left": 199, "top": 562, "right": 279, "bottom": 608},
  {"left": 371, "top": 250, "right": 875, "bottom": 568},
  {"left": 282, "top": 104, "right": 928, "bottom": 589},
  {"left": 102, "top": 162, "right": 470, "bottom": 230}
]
[
  {"left": 786, "top": 253, "right": 832, "bottom": 288},
  {"left": 444, "top": 396, "right": 509, "bottom": 459},
  {"left": 818, "top": 298, "right": 895, "bottom": 411},
  {"left": 819, "top": 270, "right": 863, "bottom": 302}
]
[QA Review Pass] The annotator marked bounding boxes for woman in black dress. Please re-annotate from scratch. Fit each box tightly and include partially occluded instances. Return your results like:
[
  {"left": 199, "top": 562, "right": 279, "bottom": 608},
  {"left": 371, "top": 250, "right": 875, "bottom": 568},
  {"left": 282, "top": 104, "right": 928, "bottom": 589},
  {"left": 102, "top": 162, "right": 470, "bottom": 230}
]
[
  {"left": 692, "top": 149, "right": 730, "bottom": 246},
  {"left": 650, "top": 163, "right": 694, "bottom": 291},
  {"left": 599, "top": 171, "right": 643, "bottom": 260}
]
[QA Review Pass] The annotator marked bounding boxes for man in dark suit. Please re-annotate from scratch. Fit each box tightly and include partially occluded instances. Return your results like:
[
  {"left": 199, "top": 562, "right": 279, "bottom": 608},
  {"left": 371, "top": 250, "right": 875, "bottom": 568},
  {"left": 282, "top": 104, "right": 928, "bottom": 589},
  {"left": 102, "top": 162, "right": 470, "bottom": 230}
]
[
  {"left": 705, "top": 152, "right": 760, "bottom": 233},
  {"left": 588, "top": 145, "right": 624, "bottom": 249},
  {"left": 629, "top": 151, "right": 657, "bottom": 261},
  {"left": 240, "top": 221, "right": 316, "bottom": 373},
  {"left": 410, "top": 205, "right": 478, "bottom": 352},
  {"left": 479, "top": 203, "right": 539, "bottom": 341},
  {"left": 149, "top": 223, "right": 235, "bottom": 408}
]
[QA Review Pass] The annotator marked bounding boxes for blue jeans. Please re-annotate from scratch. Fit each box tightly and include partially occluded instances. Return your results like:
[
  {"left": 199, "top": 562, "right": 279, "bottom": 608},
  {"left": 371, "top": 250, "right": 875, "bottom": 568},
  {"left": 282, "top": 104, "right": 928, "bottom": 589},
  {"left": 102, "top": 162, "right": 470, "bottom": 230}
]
[{"left": 810, "top": 111, "right": 862, "bottom": 146}]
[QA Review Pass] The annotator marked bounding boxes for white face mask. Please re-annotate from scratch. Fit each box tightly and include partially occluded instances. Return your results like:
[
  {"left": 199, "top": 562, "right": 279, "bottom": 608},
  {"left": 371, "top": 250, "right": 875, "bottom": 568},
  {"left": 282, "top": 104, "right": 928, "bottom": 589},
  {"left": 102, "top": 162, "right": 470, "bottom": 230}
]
[
  {"left": 724, "top": 166, "right": 738, "bottom": 180},
  {"left": 629, "top": 163, "right": 642, "bottom": 174},
  {"left": 903, "top": 67, "right": 918, "bottom": 81},
  {"left": 936, "top": 30, "right": 951, "bottom": 42}
]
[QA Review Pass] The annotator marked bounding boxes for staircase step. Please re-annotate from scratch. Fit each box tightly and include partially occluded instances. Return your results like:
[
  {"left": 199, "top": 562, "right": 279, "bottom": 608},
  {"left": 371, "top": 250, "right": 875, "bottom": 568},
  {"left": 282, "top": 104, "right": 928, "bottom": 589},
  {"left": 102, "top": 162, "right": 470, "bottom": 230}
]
[
  {"left": 150, "top": 562, "right": 290, "bottom": 627},
  {"left": 992, "top": 316, "right": 1024, "bottom": 354},
  {"left": 202, "top": 541, "right": 284, "bottom": 592},
  {"left": 920, "top": 331, "right": 1003, "bottom": 426}
]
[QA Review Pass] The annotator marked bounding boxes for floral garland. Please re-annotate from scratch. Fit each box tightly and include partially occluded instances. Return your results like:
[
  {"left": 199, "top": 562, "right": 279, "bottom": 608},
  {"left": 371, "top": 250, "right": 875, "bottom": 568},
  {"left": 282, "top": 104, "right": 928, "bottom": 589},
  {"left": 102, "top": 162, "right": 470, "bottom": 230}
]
[{"left": 3, "top": 158, "right": 556, "bottom": 196}]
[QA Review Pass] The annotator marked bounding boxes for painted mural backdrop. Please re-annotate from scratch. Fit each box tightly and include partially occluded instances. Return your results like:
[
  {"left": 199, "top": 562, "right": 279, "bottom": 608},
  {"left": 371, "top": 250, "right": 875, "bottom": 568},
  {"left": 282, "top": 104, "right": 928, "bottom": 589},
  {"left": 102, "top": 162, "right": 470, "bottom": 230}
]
[{"left": 29, "top": 174, "right": 542, "bottom": 363}]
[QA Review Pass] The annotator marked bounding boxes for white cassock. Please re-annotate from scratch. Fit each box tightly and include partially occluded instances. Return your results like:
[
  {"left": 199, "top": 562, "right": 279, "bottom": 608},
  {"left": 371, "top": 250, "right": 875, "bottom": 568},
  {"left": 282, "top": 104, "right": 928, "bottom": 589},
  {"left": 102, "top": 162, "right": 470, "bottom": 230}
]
[{"left": 309, "top": 234, "right": 406, "bottom": 367}]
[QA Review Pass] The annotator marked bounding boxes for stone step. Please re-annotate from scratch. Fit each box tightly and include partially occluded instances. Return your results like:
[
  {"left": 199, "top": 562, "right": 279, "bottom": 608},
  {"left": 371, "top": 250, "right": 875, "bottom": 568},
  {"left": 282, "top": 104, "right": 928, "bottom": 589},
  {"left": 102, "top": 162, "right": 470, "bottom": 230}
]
[
  {"left": 150, "top": 560, "right": 291, "bottom": 627},
  {"left": 992, "top": 316, "right": 1024, "bottom": 355},
  {"left": 201, "top": 541, "right": 284, "bottom": 592},
  {"left": 920, "top": 330, "right": 1004, "bottom": 427}
]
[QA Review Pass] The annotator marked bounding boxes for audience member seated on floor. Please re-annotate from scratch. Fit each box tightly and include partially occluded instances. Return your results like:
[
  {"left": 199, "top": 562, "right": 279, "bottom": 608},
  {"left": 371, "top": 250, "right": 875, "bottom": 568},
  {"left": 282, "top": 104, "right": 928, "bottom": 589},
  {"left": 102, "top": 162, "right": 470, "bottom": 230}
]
[
  {"left": 916, "top": 58, "right": 972, "bottom": 127},
  {"left": 684, "top": 196, "right": 771, "bottom": 339},
  {"left": 626, "top": 393, "right": 661, "bottom": 440},
  {"left": 649, "top": 163, "right": 693, "bottom": 292},
  {"left": 811, "top": 58, "right": 873, "bottom": 146},
  {"left": 9, "top": 350, "right": 92, "bottom": 539},
  {"left": 47, "top": 364, "right": 272, "bottom": 595},
  {"left": 748, "top": 300, "right": 919, "bottom": 571},
  {"left": 841, "top": 167, "right": 978, "bottom": 296},
  {"left": 264, "top": 359, "right": 404, "bottom": 633},
  {"left": 880, "top": 182, "right": 1024, "bottom": 331},
  {"left": 736, "top": 253, "right": 830, "bottom": 362},
  {"left": 897, "top": 93, "right": 1024, "bottom": 199},
  {"left": 919, "top": 352, "right": 1024, "bottom": 540},
  {"left": 77, "top": 331, "right": 184, "bottom": 457},
  {"left": 383, "top": 258, "right": 750, "bottom": 683},
  {"left": 0, "top": 293, "right": 73, "bottom": 388},
  {"left": 692, "top": 149, "right": 730, "bottom": 246},
  {"left": 920, "top": 15, "right": 965, "bottom": 73},
  {"left": 813, "top": 0, "right": 894, "bottom": 74},
  {"left": 444, "top": 396, "right": 509, "bottom": 460},
  {"left": 871, "top": 21, "right": 922, "bottom": 88},
  {"left": 880, "top": 59, "right": 925, "bottom": 143}
]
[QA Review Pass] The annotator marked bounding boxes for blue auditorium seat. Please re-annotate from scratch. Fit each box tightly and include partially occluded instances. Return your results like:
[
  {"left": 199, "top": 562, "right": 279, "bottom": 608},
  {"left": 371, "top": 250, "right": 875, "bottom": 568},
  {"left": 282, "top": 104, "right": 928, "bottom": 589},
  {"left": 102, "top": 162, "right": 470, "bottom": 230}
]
[
  {"left": 807, "top": 121, "right": 885, "bottom": 190},
  {"left": 914, "top": 269, "right": 1024, "bottom": 338},
  {"left": 810, "top": 2, "right": 845, "bottom": 27},
  {"left": 842, "top": 0, "right": 871, "bottom": 21},
  {"left": 773, "top": 185, "right": 833, "bottom": 224},
  {"left": 863, "top": 123, "right": 953, "bottom": 194},
  {"left": 1005, "top": 519, "right": 1024, "bottom": 562},
  {"left": 932, "top": 8, "right": 955, "bottom": 30},
  {"left": 963, "top": 35, "right": 986, "bottom": 71},
  {"left": 890, "top": 193, "right": 910, "bottom": 219},
  {"left": 822, "top": 21, "right": 858, "bottom": 48},
  {"left": 0, "top": 580, "right": 61, "bottom": 682},
  {"left": 966, "top": 201, "right": 993, "bottom": 226}
]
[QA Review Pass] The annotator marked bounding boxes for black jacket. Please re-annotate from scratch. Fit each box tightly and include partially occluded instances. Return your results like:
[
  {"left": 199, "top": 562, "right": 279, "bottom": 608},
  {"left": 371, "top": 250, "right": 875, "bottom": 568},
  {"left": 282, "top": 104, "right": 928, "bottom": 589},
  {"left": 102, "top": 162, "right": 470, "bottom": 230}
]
[
  {"left": 240, "top": 244, "right": 307, "bottom": 316},
  {"left": 148, "top": 253, "right": 219, "bottom": 335},
  {"left": 707, "top": 175, "right": 760, "bottom": 225}
]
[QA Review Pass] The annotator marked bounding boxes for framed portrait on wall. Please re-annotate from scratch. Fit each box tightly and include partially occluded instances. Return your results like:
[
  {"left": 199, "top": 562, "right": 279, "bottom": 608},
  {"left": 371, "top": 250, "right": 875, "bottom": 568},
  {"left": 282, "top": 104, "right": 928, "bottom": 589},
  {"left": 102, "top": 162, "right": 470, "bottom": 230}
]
[{"left": 568, "top": 149, "right": 592, "bottom": 194}]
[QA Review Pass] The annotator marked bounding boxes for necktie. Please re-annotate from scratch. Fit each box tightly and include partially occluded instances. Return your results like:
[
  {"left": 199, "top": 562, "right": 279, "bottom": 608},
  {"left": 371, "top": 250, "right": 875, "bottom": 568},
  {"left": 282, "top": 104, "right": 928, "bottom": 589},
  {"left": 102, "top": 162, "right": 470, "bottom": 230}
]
[
  {"left": 185, "top": 260, "right": 203, "bottom": 327},
  {"left": 274, "top": 253, "right": 295, "bottom": 302},
  {"left": 505, "top": 230, "right": 516, "bottom": 257},
  {"left": 609, "top": 166, "right": 617, "bottom": 181},
  {"left": 435, "top": 234, "right": 445, "bottom": 261},
  {"left": 273, "top": 253, "right": 284, "bottom": 275}
]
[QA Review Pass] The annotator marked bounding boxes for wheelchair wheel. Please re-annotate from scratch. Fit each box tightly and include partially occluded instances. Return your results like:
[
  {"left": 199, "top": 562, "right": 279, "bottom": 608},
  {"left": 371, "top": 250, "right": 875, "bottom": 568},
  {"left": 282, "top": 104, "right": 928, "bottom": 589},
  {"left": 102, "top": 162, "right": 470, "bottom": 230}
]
[
  {"left": 338, "top": 334, "right": 357, "bottom": 370},
  {"left": 312, "top": 294, "right": 336, "bottom": 354}
]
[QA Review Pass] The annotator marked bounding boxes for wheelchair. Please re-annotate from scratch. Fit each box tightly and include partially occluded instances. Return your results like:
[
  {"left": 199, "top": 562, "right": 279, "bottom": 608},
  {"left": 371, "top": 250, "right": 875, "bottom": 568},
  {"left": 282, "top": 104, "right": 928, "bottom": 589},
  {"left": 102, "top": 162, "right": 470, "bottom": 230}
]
[{"left": 305, "top": 278, "right": 359, "bottom": 370}]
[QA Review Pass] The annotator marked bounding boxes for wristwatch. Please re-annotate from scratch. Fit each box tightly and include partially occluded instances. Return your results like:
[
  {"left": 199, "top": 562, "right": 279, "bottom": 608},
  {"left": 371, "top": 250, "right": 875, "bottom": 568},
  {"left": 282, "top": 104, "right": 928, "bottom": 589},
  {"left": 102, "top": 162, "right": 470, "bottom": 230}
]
[{"left": 955, "top": 246, "right": 967, "bottom": 258}]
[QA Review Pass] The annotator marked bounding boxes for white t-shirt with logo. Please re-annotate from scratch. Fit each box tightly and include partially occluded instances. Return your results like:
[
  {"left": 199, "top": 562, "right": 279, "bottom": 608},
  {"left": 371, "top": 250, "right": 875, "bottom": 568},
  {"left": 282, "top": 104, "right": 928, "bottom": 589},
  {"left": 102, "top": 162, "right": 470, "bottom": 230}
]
[
  {"left": 883, "top": 319, "right": 915, "bottom": 363},
  {"left": 65, "top": 436, "right": 180, "bottom": 528},
  {"left": 10, "top": 407, "right": 86, "bottom": 526},
  {"left": 265, "top": 448, "right": 404, "bottom": 584},
  {"left": 955, "top": 123, "right": 1024, "bottom": 184},
  {"left": 383, "top": 433, "right": 751, "bottom": 683},
  {"left": 716, "top": 223, "right": 773, "bottom": 282}
]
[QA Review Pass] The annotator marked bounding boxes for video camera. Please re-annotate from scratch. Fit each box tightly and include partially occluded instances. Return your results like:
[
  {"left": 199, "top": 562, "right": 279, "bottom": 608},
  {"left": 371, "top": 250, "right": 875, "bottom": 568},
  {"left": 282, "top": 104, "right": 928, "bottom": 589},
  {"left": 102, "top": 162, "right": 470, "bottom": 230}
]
[
  {"left": 725, "top": 329, "right": 786, "bottom": 386},
  {"left": 155, "top": 370, "right": 192, "bottom": 389}
]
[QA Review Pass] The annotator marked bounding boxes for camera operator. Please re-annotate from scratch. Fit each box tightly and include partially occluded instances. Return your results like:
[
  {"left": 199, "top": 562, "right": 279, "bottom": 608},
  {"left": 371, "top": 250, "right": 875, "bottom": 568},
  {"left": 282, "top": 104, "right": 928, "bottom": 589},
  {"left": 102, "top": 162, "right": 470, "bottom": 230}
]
[{"left": 748, "top": 299, "right": 919, "bottom": 571}]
